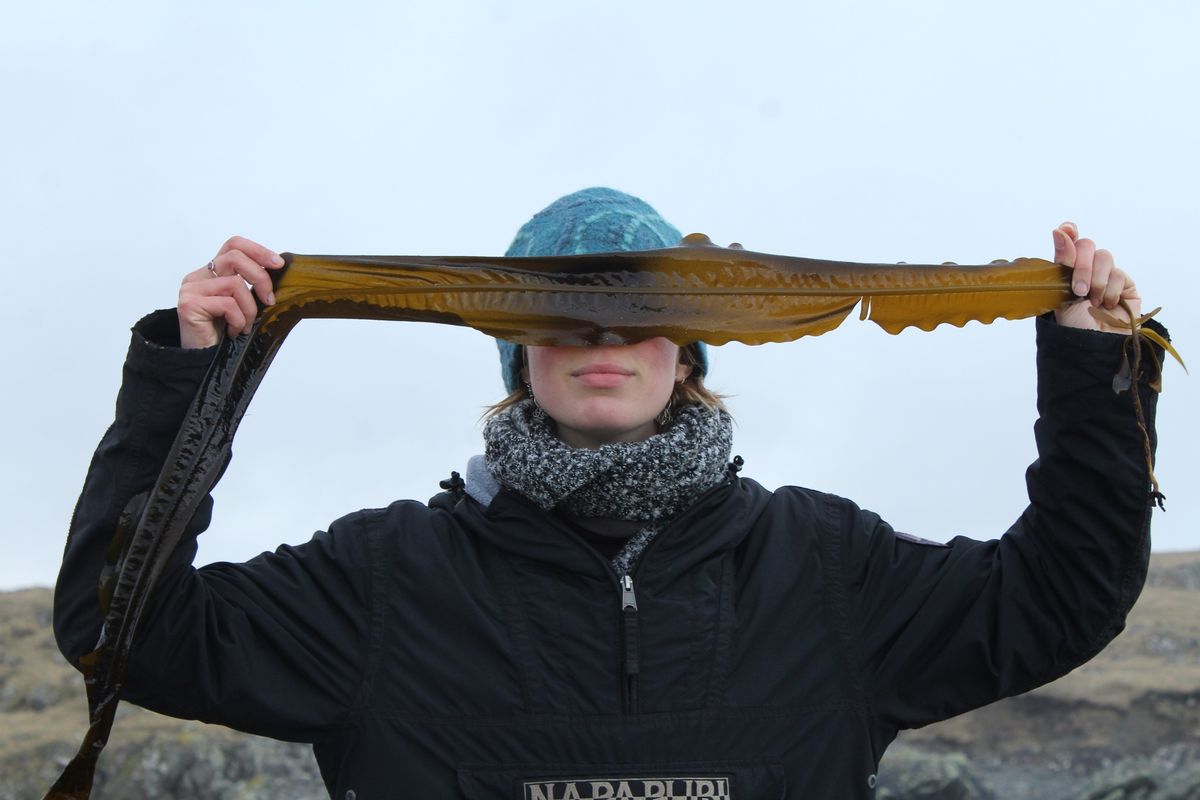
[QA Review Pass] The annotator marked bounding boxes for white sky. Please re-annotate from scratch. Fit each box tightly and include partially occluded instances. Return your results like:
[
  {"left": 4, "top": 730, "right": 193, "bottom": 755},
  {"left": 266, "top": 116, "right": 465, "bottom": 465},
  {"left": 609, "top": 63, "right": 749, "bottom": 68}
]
[{"left": 2, "top": 0, "right": 1196, "bottom": 590}]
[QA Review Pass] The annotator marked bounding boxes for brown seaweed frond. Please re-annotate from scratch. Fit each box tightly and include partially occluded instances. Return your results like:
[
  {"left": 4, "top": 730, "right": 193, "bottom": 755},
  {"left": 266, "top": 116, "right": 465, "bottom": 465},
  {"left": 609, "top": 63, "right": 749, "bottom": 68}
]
[
  {"left": 261, "top": 249, "right": 1077, "bottom": 347},
  {"left": 1089, "top": 303, "right": 1185, "bottom": 510}
]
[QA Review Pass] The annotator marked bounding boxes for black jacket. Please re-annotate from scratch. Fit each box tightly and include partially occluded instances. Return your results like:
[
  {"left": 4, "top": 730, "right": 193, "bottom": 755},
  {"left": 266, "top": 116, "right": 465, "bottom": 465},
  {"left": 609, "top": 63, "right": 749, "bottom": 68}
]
[{"left": 56, "top": 310, "right": 1162, "bottom": 799}]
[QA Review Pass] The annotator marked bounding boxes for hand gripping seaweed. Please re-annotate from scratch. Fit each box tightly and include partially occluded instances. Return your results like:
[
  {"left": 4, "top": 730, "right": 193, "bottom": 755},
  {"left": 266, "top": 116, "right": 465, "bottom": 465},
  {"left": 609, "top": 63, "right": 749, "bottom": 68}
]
[{"left": 45, "top": 236, "right": 1178, "bottom": 798}]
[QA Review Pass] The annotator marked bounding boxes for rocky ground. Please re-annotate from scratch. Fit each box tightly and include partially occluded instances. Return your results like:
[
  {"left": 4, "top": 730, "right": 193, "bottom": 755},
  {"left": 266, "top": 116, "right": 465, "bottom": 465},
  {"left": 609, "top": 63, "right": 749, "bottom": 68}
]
[{"left": 2, "top": 551, "right": 1197, "bottom": 799}]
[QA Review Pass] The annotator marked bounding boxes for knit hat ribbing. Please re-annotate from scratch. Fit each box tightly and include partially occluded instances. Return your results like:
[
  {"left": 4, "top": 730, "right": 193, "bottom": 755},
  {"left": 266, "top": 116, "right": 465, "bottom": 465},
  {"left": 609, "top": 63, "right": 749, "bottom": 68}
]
[{"left": 497, "top": 187, "right": 709, "bottom": 393}]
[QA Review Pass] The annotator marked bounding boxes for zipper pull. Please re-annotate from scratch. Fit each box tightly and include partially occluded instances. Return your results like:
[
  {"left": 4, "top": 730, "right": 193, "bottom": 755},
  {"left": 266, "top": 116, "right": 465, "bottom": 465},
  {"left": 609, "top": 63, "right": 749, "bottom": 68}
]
[
  {"left": 621, "top": 577, "right": 640, "bottom": 676},
  {"left": 620, "top": 574, "right": 640, "bottom": 714},
  {"left": 621, "top": 574, "right": 638, "bottom": 612}
]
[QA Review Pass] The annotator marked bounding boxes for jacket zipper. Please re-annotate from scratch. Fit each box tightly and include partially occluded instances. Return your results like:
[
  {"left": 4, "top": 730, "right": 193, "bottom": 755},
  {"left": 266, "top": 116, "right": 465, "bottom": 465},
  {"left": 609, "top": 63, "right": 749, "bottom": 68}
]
[
  {"left": 498, "top": 467, "right": 739, "bottom": 718},
  {"left": 620, "top": 574, "right": 640, "bottom": 715},
  {"left": 614, "top": 468, "right": 740, "bottom": 716}
]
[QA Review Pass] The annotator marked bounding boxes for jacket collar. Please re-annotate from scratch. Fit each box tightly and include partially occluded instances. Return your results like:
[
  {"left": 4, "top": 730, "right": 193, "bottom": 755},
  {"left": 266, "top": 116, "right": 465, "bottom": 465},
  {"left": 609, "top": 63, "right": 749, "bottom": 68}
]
[{"left": 456, "top": 468, "right": 772, "bottom": 582}]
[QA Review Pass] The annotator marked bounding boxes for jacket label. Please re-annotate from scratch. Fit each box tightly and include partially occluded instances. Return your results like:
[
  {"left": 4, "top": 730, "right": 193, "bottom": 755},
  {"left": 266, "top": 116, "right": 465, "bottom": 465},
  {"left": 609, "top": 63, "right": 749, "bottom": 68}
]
[{"left": 522, "top": 776, "right": 731, "bottom": 799}]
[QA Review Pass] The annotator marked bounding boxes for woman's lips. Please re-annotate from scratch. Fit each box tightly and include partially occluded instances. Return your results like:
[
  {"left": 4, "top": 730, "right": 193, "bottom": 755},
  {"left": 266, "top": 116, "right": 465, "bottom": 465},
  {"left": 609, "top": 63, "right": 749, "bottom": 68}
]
[{"left": 572, "top": 363, "right": 634, "bottom": 388}]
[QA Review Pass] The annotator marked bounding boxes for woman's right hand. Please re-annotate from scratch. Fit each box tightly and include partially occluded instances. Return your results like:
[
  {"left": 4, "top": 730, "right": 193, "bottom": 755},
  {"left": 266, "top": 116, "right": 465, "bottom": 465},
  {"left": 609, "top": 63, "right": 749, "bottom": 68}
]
[{"left": 178, "top": 236, "right": 285, "bottom": 349}]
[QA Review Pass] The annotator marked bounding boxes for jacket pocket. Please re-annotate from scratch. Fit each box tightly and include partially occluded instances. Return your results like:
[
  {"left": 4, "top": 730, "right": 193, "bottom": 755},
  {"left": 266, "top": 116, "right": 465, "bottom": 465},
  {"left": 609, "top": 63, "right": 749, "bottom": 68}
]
[{"left": 458, "top": 761, "right": 785, "bottom": 799}]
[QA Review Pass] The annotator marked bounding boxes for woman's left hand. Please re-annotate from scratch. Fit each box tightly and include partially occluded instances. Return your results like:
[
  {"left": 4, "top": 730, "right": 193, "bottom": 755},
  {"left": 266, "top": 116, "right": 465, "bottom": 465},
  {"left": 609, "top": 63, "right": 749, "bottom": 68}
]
[{"left": 1053, "top": 221, "right": 1143, "bottom": 332}]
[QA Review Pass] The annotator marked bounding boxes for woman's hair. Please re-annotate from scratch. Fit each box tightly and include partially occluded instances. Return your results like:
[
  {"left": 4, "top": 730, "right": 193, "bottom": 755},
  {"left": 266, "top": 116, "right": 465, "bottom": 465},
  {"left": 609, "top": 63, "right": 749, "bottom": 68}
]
[{"left": 484, "top": 342, "right": 727, "bottom": 419}]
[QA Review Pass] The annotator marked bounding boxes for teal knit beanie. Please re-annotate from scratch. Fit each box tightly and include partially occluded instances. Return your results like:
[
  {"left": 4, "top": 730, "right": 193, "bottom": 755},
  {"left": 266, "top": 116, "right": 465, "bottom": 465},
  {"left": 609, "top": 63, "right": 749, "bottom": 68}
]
[{"left": 497, "top": 187, "right": 709, "bottom": 392}]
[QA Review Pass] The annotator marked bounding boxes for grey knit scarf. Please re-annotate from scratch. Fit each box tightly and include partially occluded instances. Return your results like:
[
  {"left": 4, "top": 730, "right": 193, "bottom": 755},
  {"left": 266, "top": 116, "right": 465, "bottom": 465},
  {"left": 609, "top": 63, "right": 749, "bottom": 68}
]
[{"left": 483, "top": 401, "right": 733, "bottom": 575}]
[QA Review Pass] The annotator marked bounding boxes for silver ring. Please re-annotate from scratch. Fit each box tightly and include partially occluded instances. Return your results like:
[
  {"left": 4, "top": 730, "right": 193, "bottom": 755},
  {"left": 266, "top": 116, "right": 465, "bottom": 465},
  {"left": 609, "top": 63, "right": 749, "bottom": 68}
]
[{"left": 205, "top": 259, "right": 218, "bottom": 277}]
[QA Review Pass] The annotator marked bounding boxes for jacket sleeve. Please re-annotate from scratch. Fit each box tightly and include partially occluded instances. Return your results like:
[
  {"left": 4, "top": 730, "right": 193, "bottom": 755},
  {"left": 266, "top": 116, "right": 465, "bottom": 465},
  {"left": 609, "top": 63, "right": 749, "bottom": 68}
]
[
  {"left": 54, "top": 310, "right": 376, "bottom": 743},
  {"left": 837, "top": 314, "right": 1162, "bottom": 731}
]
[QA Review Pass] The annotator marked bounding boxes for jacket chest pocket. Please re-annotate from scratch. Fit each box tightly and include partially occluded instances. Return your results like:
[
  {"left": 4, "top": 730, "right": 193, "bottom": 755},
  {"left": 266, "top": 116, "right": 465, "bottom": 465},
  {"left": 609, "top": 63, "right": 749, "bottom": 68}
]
[{"left": 458, "top": 761, "right": 785, "bottom": 800}]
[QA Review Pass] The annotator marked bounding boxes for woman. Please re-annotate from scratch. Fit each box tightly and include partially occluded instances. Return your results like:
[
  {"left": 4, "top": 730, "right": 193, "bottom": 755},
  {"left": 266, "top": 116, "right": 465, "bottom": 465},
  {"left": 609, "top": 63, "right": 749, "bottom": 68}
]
[{"left": 55, "top": 188, "right": 1161, "bottom": 799}]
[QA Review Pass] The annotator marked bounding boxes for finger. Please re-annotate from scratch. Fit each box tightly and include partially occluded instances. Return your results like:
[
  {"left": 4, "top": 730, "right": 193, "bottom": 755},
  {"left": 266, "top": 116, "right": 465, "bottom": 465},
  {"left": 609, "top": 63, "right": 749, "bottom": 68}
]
[
  {"left": 1056, "top": 226, "right": 1084, "bottom": 298},
  {"left": 182, "top": 261, "right": 221, "bottom": 285},
  {"left": 1053, "top": 226, "right": 1089, "bottom": 297},
  {"left": 1053, "top": 222, "right": 1088, "bottom": 295},
  {"left": 200, "top": 296, "right": 250, "bottom": 337},
  {"left": 1088, "top": 247, "right": 1114, "bottom": 306},
  {"left": 1121, "top": 278, "right": 1142, "bottom": 320},
  {"left": 1091, "top": 271, "right": 1142, "bottom": 332},
  {"left": 1101, "top": 264, "right": 1127, "bottom": 309},
  {"left": 178, "top": 296, "right": 249, "bottom": 347},
  {"left": 225, "top": 277, "right": 261, "bottom": 333},
  {"left": 216, "top": 235, "right": 285, "bottom": 270},
  {"left": 181, "top": 275, "right": 260, "bottom": 334},
  {"left": 216, "top": 249, "right": 276, "bottom": 305},
  {"left": 1070, "top": 237, "right": 1096, "bottom": 301}
]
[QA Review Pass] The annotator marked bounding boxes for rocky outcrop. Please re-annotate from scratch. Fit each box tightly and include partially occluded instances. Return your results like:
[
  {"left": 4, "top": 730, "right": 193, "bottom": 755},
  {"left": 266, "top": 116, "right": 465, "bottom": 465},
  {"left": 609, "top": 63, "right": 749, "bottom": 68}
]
[
  {"left": 873, "top": 744, "right": 1200, "bottom": 800},
  {"left": 1, "top": 726, "right": 326, "bottom": 800},
  {"left": 1069, "top": 745, "right": 1200, "bottom": 800},
  {"left": 1148, "top": 557, "right": 1200, "bottom": 591},
  {"left": 876, "top": 746, "right": 995, "bottom": 799}
]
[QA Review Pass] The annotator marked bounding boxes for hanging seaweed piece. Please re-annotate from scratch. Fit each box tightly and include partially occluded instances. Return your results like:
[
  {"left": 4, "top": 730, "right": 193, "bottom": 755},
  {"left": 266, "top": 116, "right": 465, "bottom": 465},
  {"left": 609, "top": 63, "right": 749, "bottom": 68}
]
[{"left": 46, "top": 237, "right": 1168, "bottom": 798}]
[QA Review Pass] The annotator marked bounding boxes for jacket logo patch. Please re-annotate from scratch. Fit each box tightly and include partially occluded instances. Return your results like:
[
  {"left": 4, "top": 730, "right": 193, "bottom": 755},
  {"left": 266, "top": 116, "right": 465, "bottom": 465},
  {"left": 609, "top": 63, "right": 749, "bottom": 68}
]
[{"left": 522, "top": 776, "right": 731, "bottom": 799}]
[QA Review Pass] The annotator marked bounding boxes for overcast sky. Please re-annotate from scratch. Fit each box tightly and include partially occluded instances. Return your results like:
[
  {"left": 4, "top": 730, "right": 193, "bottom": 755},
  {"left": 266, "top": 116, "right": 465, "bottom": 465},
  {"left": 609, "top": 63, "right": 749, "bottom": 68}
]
[{"left": 2, "top": 0, "right": 1196, "bottom": 590}]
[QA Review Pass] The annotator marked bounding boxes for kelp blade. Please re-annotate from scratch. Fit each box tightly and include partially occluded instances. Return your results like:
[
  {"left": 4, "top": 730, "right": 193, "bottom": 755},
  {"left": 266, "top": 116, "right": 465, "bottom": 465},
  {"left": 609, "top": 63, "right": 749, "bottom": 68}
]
[
  {"left": 858, "top": 258, "right": 1070, "bottom": 333},
  {"left": 262, "top": 244, "right": 1073, "bottom": 346}
]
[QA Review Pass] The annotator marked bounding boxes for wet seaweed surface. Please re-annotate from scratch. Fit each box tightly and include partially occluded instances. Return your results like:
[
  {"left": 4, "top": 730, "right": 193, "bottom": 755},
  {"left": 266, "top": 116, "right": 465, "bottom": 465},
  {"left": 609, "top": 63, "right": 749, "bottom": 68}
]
[{"left": 47, "top": 238, "right": 1085, "bottom": 798}]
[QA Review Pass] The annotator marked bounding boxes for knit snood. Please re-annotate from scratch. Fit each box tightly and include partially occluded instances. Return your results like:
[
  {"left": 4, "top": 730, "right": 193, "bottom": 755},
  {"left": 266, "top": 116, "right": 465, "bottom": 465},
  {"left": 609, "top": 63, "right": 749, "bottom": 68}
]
[{"left": 483, "top": 401, "right": 733, "bottom": 575}]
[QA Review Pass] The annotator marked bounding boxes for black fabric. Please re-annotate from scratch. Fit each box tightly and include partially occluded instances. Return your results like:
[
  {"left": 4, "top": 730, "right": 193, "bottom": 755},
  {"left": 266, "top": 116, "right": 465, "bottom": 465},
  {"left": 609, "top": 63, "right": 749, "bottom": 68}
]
[
  {"left": 55, "top": 309, "right": 1164, "bottom": 800},
  {"left": 559, "top": 514, "right": 642, "bottom": 560}
]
